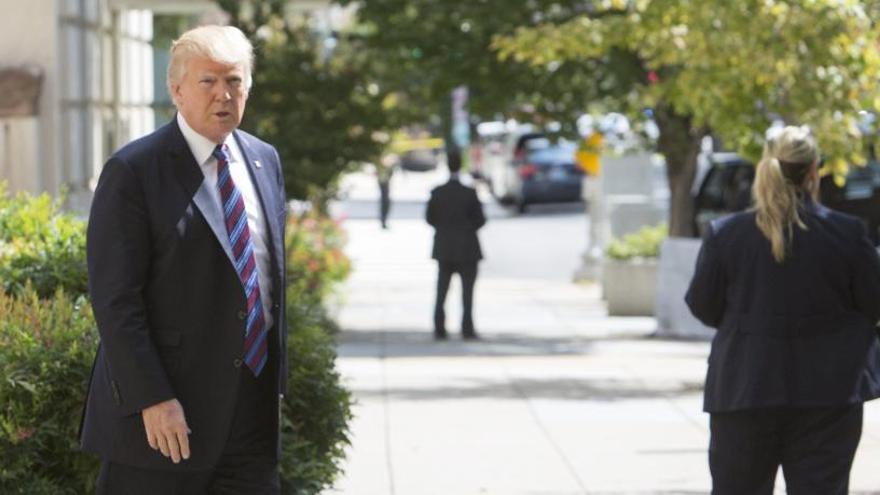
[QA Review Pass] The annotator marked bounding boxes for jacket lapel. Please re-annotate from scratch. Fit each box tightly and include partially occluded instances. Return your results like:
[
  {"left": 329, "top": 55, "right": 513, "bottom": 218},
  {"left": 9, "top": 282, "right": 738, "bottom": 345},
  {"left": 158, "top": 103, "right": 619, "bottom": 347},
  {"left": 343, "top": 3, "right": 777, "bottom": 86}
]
[
  {"left": 165, "top": 121, "right": 204, "bottom": 201},
  {"left": 165, "top": 120, "right": 237, "bottom": 267},
  {"left": 193, "top": 183, "right": 237, "bottom": 266}
]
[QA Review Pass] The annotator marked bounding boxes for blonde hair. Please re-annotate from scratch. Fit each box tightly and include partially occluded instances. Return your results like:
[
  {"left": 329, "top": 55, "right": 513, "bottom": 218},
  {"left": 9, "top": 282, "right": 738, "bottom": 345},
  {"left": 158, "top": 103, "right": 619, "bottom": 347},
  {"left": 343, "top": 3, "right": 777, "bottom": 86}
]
[
  {"left": 166, "top": 25, "right": 254, "bottom": 97},
  {"left": 753, "top": 125, "right": 819, "bottom": 262}
]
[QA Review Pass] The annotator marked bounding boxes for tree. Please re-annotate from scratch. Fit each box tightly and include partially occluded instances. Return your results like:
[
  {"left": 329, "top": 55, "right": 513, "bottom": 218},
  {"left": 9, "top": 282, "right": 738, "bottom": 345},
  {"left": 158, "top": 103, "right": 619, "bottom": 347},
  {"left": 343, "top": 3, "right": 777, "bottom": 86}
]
[
  {"left": 217, "top": 0, "right": 393, "bottom": 203},
  {"left": 495, "top": 0, "right": 880, "bottom": 236},
  {"left": 338, "top": 0, "right": 638, "bottom": 138}
]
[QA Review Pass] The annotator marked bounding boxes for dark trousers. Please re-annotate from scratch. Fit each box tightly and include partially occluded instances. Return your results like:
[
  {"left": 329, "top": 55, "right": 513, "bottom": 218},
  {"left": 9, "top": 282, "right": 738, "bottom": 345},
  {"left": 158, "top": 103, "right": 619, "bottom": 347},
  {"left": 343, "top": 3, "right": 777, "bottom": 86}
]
[
  {"left": 96, "top": 360, "right": 280, "bottom": 495},
  {"left": 378, "top": 181, "right": 390, "bottom": 227},
  {"left": 434, "top": 260, "right": 477, "bottom": 335},
  {"left": 709, "top": 404, "right": 863, "bottom": 495}
]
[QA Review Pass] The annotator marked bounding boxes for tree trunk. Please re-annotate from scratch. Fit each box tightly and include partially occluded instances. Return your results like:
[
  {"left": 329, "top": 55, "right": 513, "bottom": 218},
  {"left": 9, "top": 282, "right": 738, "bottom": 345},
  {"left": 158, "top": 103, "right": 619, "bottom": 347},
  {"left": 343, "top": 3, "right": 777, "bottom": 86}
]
[{"left": 654, "top": 104, "right": 706, "bottom": 238}]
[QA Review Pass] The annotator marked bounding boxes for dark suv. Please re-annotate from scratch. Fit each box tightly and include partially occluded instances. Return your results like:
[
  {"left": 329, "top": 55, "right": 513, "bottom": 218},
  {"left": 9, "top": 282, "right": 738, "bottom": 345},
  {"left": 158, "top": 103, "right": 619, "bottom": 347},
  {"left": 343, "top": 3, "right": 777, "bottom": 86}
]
[{"left": 692, "top": 153, "right": 880, "bottom": 244}]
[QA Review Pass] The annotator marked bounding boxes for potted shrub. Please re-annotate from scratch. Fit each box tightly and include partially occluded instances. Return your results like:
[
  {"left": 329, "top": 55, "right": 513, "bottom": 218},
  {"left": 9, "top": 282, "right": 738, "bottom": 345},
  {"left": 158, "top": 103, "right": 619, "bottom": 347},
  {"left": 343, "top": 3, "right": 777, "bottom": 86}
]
[{"left": 602, "top": 223, "right": 666, "bottom": 316}]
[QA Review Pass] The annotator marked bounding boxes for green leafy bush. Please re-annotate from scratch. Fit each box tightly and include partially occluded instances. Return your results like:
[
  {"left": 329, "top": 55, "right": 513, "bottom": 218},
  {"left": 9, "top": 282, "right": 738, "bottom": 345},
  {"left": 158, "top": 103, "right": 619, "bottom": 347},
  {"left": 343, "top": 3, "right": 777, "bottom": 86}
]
[
  {"left": 0, "top": 186, "right": 354, "bottom": 494},
  {"left": 0, "top": 289, "right": 99, "bottom": 495},
  {"left": 286, "top": 209, "right": 352, "bottom": 314},
  {"left": 0, "top": 184, "right": 87, "bottom": 299},
  {"left": 281, "top": 209, "right": 354, "bottom": 494},
  {"left": 606, "top": 223, "right": 668, "bottom": 261},
  {"left": 281, "top": 321, "right": 353, "bottom": 494}
]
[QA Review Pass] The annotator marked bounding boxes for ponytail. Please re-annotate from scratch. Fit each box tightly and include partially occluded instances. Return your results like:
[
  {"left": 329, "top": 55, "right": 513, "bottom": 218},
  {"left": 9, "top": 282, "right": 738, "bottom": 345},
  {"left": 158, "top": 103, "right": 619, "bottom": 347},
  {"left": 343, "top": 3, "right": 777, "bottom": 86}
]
[{"left": 753, "top": 156, "right": 806, "bottom": 262}]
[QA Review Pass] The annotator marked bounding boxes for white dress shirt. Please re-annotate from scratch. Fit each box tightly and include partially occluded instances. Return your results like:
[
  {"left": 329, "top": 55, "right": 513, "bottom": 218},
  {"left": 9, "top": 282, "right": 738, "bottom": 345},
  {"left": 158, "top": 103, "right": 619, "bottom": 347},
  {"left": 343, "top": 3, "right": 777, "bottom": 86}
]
[{"left": 176, "top": 113, "right": 274, "bottom": 328}]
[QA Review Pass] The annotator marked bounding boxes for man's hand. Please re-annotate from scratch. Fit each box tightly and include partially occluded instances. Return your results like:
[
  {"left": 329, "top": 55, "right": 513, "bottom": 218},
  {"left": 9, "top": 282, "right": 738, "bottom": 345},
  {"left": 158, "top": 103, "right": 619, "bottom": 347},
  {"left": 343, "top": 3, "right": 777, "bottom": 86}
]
[{"left": 142, "top": 398, "right": 191, "bottom": 463}]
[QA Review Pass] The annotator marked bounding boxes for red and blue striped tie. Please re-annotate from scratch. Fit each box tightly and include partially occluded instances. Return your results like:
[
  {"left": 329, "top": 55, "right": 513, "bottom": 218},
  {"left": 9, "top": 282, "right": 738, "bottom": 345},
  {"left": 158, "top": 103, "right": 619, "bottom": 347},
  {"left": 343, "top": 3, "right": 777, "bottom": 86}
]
[{"left": 214, "top": 144, "right": 268, "bottom": 376}]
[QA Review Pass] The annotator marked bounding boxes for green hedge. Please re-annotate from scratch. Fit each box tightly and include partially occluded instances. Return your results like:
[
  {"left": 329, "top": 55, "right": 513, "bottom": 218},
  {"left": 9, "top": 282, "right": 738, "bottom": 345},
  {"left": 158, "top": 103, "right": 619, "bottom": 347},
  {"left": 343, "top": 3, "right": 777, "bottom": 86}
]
[
  {"left": 0, "top": 186, "right": 353, "bottom": 494},
  {"left": 281, "top": 209, "right": 354, "bottom": 493},
  {"left": 0, "top": 184, "right": 87, "bottom": 299},
  {"left": 0, "top": 289, "right": 99, "bottom": 494},
  {"left": 282, "top": 322, "right": 352, "bottom": 493}
]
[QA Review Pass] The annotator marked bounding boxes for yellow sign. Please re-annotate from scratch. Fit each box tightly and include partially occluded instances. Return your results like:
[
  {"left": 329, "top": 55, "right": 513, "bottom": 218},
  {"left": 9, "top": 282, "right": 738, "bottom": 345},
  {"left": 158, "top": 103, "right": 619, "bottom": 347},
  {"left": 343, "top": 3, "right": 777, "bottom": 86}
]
[
  {"left": 389, "top": 137, "right": 445, "bottom": 154},
  {"left": 576, "top": 132, "right": 604, "bottom": 176}
]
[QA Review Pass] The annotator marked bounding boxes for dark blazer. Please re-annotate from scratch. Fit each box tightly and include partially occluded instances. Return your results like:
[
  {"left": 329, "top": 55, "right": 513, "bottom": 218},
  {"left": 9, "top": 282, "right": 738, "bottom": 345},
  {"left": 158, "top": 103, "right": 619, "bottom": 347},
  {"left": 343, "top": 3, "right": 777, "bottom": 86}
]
[
  {"left": 426, "top": 178, "right": 486, "bottom": 262},
  {"left": 686, "top": 201, "right": 880, "bottom": 413},
  {"left": 80, "top": 119, "right": 287, "bottom": 471}
]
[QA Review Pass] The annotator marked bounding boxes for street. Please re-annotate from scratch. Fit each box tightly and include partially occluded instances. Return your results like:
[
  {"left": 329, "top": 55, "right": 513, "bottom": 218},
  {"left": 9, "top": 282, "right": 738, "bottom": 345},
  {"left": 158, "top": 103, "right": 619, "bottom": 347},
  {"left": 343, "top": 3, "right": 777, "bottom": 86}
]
[{"left": 328, "top": 166, "right": 880, "bottom": 495}]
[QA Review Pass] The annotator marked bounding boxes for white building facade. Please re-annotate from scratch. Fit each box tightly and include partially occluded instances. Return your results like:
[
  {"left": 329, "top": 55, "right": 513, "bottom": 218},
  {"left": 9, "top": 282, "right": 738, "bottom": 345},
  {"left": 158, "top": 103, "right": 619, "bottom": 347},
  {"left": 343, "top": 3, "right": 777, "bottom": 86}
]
[
  {"left": 0, "top": 0, "right": 160, "bottom": 212},
  {"left": 0, "top": 0, "right": 337, "bottom": 212}
]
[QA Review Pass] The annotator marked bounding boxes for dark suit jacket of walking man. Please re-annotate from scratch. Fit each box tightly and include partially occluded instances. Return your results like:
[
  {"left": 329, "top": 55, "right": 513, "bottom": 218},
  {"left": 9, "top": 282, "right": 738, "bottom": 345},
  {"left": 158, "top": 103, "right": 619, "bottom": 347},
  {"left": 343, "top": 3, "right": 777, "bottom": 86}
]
[
  {"left": 426, "top": 150, "right": 486, "bottom": 340},
  {"left": 80, "top": 25, "right": 288, "bottom": 494}
]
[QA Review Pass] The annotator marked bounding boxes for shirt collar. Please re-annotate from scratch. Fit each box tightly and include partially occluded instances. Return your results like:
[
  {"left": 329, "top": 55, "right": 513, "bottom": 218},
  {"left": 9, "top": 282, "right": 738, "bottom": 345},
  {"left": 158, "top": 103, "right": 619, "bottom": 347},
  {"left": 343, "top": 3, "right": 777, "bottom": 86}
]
[{"left": 176, "top": 113, "right": 238, "bottom": 167}]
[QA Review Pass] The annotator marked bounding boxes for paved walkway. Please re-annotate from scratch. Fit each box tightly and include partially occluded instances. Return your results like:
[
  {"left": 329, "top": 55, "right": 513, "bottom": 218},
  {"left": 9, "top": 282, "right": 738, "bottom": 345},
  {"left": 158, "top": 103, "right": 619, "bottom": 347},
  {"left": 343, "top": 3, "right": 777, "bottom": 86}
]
[{"left": 328, "top": 171, "right": 880, "bottom": 494}]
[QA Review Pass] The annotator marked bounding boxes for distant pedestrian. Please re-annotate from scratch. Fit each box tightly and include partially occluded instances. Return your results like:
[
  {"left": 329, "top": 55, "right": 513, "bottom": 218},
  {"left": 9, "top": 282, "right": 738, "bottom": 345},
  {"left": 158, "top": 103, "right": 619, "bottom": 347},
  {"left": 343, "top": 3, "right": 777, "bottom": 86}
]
[
  {"left": 377, "top": 153, "right": 396, "bottom": 229},
  {"left": 685, "top": 125, "right": 880, "bottom": 495},
  {"left": 426, "top": 149, "right": 486, "bottom": 340}
]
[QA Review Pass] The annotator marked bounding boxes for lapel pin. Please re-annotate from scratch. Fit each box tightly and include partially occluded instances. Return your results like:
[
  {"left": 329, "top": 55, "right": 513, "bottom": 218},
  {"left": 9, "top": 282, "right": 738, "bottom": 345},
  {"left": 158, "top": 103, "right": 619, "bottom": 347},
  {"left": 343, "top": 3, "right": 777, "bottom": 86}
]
[{"left": 254, "top": 160, "right": 262, "bottom": 169}]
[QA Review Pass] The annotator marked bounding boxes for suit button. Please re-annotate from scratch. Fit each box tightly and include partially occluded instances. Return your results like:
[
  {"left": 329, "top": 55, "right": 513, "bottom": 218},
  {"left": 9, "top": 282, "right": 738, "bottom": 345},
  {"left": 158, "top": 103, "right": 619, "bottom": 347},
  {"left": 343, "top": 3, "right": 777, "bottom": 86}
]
[
  {"left": 233, "top": 358, "right": 243, "bottom": 368},
  {"left": 237, "top": 310, "right": 247, "bottom": 320}
]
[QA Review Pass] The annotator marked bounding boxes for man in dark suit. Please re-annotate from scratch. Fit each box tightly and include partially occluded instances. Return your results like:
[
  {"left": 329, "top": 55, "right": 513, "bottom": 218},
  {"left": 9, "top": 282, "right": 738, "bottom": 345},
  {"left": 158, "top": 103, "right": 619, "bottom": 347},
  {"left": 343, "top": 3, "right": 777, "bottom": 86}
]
[
  {"left": 80, "top": 25, "right": 287, "bottom": 494},
  {"left": 426, "top": 149, "right": 486, "bottom": 340}
]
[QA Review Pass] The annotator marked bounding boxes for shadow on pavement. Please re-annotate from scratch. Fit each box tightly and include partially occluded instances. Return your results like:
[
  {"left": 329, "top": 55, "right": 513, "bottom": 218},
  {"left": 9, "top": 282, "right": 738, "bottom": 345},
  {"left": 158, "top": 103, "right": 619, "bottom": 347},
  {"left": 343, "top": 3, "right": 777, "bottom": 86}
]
[
  {"left": 337, "top": 328, "right": 707, "bottom": 361},
  {"left": 337, "top": 328, "right": 643, "bottom": 359},
  {"left": 347, "top": 372, "right": 703, "bottom": 402}
]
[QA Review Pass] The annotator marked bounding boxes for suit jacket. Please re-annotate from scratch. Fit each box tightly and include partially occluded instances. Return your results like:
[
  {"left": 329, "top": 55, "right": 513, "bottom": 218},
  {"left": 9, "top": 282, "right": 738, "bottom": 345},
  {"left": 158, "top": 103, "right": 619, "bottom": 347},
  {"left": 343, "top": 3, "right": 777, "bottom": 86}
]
[
  {"left": 426, "top": 178, "right": 486, "bottom": 262},
  {"left": 686, "top": 201, "right": 880, "bottom": 413},
  {"left": 79, "top": 119, "right": 287, "bottom": 470}
]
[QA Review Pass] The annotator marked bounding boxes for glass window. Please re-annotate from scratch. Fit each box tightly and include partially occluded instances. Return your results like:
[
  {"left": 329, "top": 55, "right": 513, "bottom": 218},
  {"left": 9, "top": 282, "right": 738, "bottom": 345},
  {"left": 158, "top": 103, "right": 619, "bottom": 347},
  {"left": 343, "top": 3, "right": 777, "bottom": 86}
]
[{"left": 62, "top": 25, "right": 83, "bottom": 101}]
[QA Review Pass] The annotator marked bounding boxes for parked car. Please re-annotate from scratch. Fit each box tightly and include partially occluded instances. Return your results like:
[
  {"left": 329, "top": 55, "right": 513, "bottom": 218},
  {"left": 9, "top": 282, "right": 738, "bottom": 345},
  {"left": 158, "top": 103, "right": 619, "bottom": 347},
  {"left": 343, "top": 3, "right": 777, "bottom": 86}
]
[
  {"left": 692, "top": 153, "right": 880, "bottom": 243},
  {"left": 399, "top": 148, "right": 440, "bottom": 171},
  {"left": 471, "top": 120, "right": 508, "bottom": 180},
  {"left": 692, "top": 153, "right": 754, "bottom": 236},
  {"left": 818, "top": 159, "right": 880, "bottom": 244},
  {"left": 391, "top": 135, "right": 445, "bottom": 172},
  {"left": 511, "top": 143, "right": 584, "bottom": 213},
  {"left": 485, "top": 127, "right": 550, "bottom": 204}
]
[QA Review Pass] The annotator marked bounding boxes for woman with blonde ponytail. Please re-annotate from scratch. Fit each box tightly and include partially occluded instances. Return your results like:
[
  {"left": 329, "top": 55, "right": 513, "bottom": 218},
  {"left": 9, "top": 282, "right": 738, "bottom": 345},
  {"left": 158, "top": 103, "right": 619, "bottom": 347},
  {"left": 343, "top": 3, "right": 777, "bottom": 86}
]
[
  {"left": 686, "top": 125, "right": 880, "bottom": 494},
  {"left": 753, "top": 126, "right": 820, "bottom": 262}
]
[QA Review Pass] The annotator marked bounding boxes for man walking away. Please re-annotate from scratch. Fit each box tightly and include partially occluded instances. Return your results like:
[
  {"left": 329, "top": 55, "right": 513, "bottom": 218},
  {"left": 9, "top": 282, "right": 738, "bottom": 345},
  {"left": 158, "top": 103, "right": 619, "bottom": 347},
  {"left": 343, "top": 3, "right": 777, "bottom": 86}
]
[{"left": 426, "top": 149, "right": 486, "bottom": 340}]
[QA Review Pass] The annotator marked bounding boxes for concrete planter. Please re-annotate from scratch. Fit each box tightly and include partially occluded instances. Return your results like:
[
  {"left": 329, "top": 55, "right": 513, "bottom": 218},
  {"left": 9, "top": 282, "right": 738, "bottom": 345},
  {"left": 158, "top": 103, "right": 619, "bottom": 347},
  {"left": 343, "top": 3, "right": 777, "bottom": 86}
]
[
  {"left": 654, "top": 238, "right": 714, "bottom": 339},
  {"left": 602, "top": 258, "right": 658, "bottom": 316}
]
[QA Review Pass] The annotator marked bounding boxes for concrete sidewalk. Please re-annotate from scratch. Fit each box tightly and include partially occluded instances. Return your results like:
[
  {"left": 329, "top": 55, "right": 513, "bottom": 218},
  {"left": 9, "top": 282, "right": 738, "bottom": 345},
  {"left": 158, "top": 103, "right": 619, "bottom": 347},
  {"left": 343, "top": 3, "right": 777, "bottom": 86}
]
[{"left": 328, "top": 173, "right": 880, "bottom": 494}]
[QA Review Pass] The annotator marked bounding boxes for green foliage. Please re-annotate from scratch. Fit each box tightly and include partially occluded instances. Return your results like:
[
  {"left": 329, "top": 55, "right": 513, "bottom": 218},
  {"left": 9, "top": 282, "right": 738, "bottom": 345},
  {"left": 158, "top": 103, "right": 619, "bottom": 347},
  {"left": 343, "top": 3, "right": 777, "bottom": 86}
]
[
  {"left": 286, "top": 210, "right": 352, "bottom": 316},
  {"left": 0, "top": 289, "right": 100, "bottom": 495},
  {"left": 0, "top": 183, "right": 87, "bottom": 299},
  {"left": 217, "top": 1, "right": 392, "bottom": 202},
  {"left": 495, "top": 0, "right": 880, "bottom": 174},
  {"left": 282, "top": 323, "right": 353, "bottom": 494},
  {"left": 494, "top": 1, "right": 880, "bottom": 236},
  {"left": 339, "top": 0, "right": 618, "bottom": 135},
  {"left": 281, "top": 209, "right": 354, "bottom": 494},
  {"left": 606, "top": 223, "right": 667, "bottom": 261},
  {"left": 0, "top": 186, "right": 353, "bottom": 494}
]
